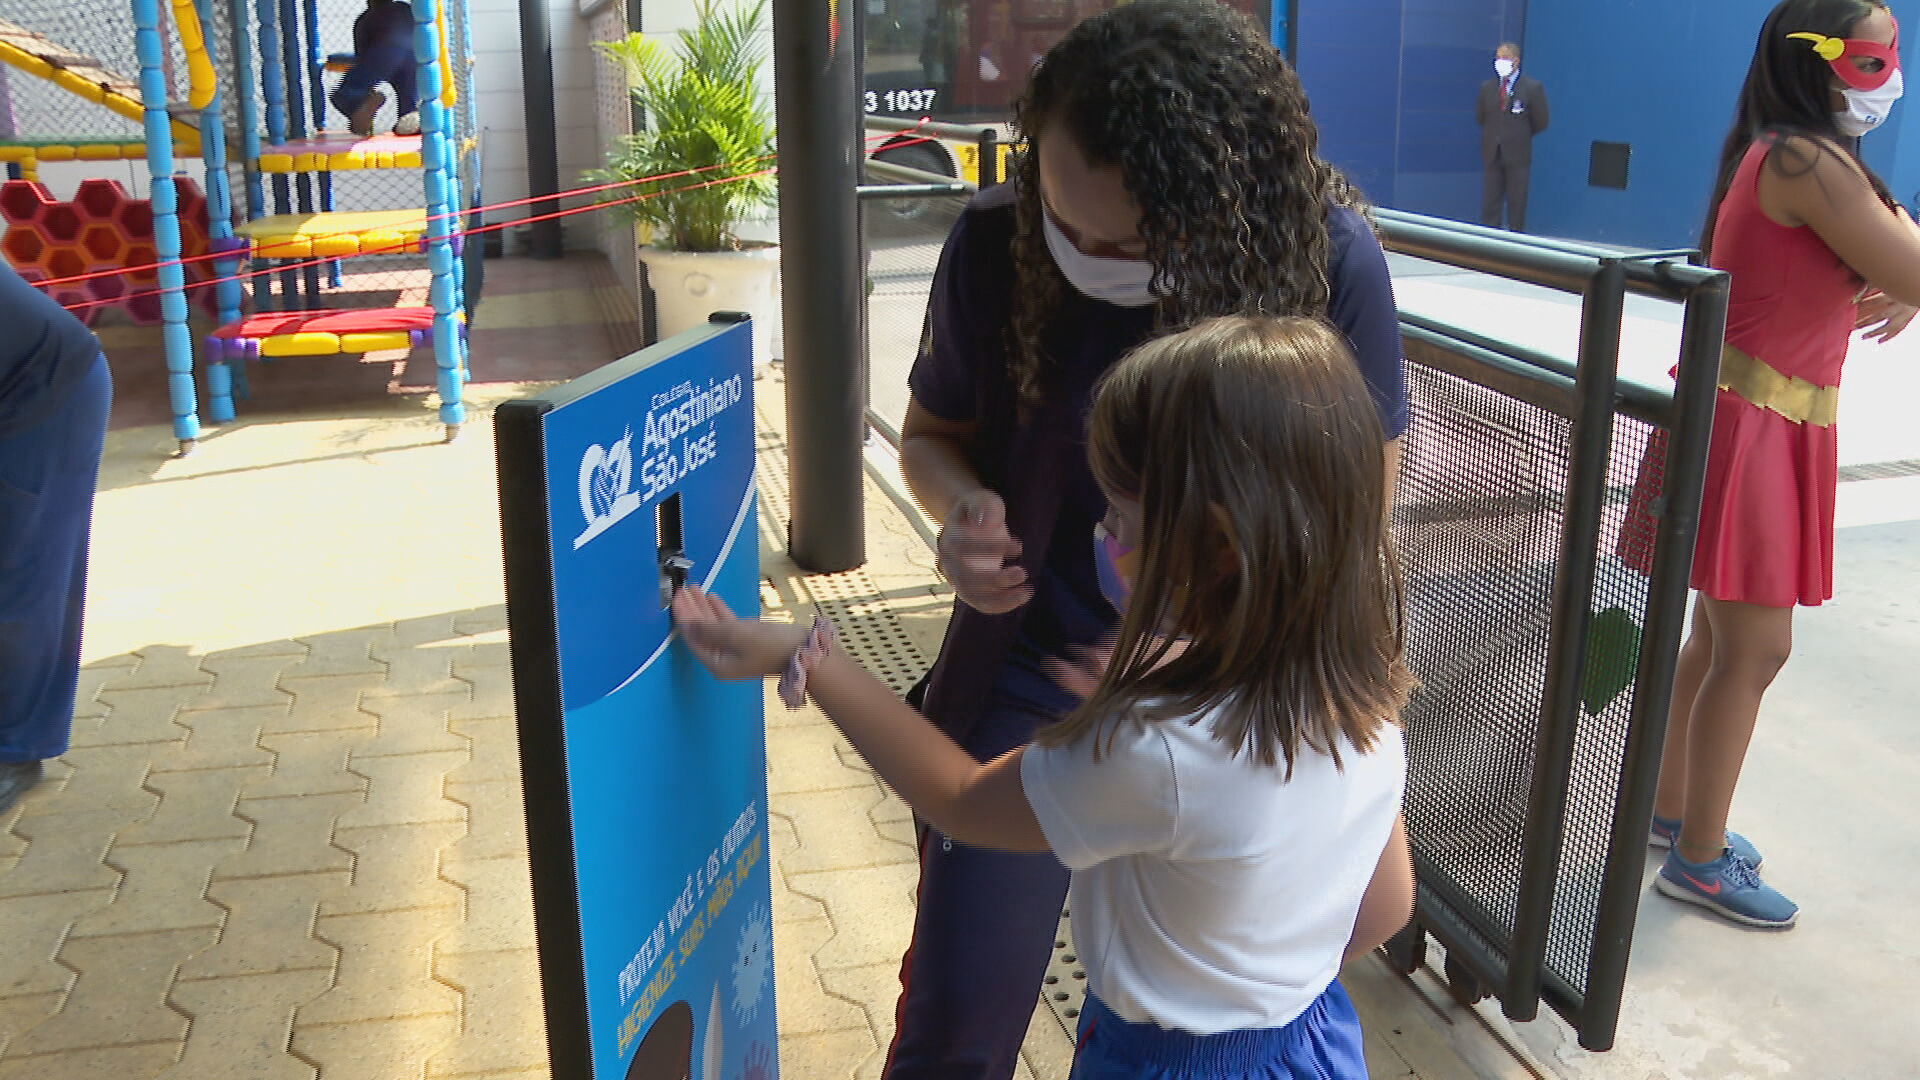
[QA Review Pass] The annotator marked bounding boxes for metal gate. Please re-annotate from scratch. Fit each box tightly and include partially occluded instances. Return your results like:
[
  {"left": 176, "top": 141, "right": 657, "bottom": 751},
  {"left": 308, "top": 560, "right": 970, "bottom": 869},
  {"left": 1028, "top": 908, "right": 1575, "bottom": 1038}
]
[{"left": 1376, "top": 212, "right": 1728, "bottom": 1051}]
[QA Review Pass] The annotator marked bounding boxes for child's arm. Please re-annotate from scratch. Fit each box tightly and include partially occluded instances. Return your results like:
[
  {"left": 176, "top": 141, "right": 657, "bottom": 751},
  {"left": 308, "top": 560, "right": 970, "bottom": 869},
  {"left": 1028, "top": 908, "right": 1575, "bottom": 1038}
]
[
  {"left": 1343, "top": 813, "right": 1414, "bottom": 964},
  {"left": 808, "top": 651, "right": 1048, "bottom": 852},
  {"left": 672, "top": 588, "right": 1050, "bottom": 853}
]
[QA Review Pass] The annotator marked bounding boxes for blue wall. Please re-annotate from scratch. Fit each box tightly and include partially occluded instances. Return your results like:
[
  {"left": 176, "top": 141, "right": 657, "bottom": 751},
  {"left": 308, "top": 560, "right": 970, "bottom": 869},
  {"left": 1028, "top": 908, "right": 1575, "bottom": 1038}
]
[
  {"left": 1298, "top": 0, "right": 1525, "bottom": 221},
  {"left": 1298, "top": 0, "right": 1919, "bottom": 248},
  {"left": 1524, "top": 0, "right": 1920, "bottom": 248}
]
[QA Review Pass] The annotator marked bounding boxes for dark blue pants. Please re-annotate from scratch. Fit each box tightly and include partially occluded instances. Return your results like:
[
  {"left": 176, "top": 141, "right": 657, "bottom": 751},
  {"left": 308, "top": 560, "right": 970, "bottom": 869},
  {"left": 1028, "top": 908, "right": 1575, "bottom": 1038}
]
[
  {"left": 1071, "top": 987, "right": 1369, "bottom": 1079},
  {"left": 330, "top": 41, "right": 418, "bottom": 119},
  {"left": 0, "top": 353, "right": 111, "bottom": 763},
  {"left": 883, "top": 686, "right": 1073, "bottom": 1080}
]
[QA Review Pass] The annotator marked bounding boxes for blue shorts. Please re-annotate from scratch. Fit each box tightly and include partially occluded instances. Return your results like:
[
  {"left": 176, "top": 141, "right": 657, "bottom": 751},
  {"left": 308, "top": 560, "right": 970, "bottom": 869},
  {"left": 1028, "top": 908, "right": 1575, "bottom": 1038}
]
[{"left": 1071, "top": 982, "right": 1369, "bottom": 1080}]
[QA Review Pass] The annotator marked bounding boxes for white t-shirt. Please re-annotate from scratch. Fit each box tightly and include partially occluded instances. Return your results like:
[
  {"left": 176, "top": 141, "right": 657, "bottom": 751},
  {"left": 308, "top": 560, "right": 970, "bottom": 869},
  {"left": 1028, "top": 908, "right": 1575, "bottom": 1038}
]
[{"left": 1019, "top": 705, "right": 1406, "bottom": 1035}]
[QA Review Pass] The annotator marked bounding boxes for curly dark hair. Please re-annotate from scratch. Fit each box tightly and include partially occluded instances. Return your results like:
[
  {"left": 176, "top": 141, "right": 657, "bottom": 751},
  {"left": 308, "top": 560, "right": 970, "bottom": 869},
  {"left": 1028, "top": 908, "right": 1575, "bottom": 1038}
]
[{"left": 1007, "top": 0, "right": 1368, "bottom": 406}]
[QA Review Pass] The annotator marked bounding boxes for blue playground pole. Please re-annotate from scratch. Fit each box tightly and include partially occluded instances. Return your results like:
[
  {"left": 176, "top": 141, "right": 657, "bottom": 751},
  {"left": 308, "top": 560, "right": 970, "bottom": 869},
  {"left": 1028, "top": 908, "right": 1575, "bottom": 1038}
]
[
  {"left": 302, "top": 0, "right": 324, "bottom": 133},
  {"left": 197, "top": 0, "right": 248, "bottom": 422},
  {"left": 258, "top": 0, "right": 295, "bottom": 311},
  {"left": 301, "top": 0, "right": 341, "bottom": 288},
  {"left": 133, "top": 0, "right": 202, "bottom": 453},
  {"left": 413, "top": 0, "right": 465, "bottom": 438},
  {"left": 457, "top": 0, "right": 482, "bottom": 323},
  {"left": 436, "top": 26, "right": 467, "bottom": 382},
  {"left": 279, "top": 0, "right": 321, "bottom": 306},
  {"left": 230, "top": 0, "right": 264, "bottom": 221}
]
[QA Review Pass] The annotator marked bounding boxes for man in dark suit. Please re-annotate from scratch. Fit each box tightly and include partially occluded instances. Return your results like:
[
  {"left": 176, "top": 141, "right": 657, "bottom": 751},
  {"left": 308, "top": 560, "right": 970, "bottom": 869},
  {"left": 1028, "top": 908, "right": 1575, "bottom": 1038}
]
[{"left": 1477, "top": 42, "right": 1549, "bottom": 233}]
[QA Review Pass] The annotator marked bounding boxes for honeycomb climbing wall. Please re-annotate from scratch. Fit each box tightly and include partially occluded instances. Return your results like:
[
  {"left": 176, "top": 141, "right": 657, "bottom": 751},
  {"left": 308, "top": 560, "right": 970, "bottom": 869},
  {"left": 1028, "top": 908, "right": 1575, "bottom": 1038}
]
[{"left": 0, "top": 177, "right": 220, "bottom": 325}]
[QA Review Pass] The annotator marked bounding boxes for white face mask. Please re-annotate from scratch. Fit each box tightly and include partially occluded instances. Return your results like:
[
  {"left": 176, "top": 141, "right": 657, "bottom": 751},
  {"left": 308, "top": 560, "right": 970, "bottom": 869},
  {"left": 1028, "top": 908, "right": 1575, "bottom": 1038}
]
[
  {"left": 1837, "top": 67, "right": 1904, "bottom": 136},
  {"left": 1042, "top": 212, "right": 1158, "bottom": 307},
  {"left": 1494, "top": 57, "right": 1516, "bottom": 78}
]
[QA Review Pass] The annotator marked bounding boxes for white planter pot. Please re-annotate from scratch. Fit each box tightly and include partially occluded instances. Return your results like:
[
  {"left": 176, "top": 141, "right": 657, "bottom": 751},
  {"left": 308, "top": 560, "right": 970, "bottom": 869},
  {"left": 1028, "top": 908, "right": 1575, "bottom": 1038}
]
[{"left": 638, "top": 245, "right": 782, "bottom": 367}]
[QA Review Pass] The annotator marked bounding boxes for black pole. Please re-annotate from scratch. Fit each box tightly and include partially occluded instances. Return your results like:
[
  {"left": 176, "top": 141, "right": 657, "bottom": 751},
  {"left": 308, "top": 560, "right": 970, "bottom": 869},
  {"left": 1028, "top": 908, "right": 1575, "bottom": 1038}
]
[
  {"left": 1577, "top": 269, "right": 1728, "bottom": 1051},
  {"left": 518, "top": 0, "right": 563, "bottom": 259},
  {"left": 976, "top": 128, "right": 1000, "bottom": 188},
  {"left": 1502, "top": 257, "right": 1626, "bottom": 1021},
  {"left": 773, "top": 0, "right": 866, "bottom": 571}
]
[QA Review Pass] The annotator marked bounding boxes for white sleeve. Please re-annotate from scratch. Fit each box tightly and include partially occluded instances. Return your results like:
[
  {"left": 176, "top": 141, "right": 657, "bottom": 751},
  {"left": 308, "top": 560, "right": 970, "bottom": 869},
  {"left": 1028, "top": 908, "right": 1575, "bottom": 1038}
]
[{"left": 1019, "top": 722, "right": 1179, "bottom": 871}]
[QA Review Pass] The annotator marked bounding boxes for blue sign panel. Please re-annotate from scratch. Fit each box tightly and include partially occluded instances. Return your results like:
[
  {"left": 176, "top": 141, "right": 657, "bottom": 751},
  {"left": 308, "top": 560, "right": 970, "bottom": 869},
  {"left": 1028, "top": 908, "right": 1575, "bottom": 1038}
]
[{"left": 497, "top": 316, "right": 778, "bottom": 1080}]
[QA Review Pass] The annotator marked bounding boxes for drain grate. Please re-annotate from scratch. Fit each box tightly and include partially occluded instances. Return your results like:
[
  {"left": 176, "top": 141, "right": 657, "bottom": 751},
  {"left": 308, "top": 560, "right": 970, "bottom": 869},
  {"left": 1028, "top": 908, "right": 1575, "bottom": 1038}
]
[
  {"left": 801, "top": 569, "right": 929, "bottom": 696},
  {"left": 1839, "top": 457, "right": 1920, "bottom": 483}
]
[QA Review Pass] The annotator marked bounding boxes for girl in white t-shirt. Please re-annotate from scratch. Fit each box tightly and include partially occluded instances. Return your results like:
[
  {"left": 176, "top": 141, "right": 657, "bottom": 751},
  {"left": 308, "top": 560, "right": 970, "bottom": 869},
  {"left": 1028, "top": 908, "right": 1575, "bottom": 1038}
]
[{"left": 674, "top": 315, "right": 1416, "bottom": 1079}]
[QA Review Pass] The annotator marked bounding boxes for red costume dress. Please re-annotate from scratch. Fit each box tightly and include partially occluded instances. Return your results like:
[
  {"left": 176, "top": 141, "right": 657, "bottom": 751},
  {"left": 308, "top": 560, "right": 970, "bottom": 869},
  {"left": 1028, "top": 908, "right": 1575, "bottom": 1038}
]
[{"left": 1623, "top": 139, "right": 1859, "bottom": 607}]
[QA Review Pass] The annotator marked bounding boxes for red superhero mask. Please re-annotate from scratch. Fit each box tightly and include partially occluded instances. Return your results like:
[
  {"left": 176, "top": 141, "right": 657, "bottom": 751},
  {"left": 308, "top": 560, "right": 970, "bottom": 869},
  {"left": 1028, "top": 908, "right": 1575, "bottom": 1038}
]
[{"left": 1788, "top": 20, "right": 1902, "bottom": 91}]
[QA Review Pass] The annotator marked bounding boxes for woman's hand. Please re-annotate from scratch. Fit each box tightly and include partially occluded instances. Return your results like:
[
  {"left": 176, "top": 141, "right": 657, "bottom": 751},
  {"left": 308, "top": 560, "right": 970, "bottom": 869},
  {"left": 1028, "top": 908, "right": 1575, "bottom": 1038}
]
[
  {"left": 671, "top": 587, "right": 809, "bottom": 681},
  {"left": 936, "top": 489, "right": 1034, "bottom": 614},
  {"left": 1856, "top": 289, "right": 1919, "bottom": 343}
]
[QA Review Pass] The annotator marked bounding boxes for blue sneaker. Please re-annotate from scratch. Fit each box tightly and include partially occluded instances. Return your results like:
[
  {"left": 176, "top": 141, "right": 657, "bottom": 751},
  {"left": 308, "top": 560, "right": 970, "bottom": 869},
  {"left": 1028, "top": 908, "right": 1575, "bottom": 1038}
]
[
  {"left": 1655, "top": 849, "right": 1798, "bottom": 929},
  {"left": 1649, "top": 814, "right": 1762, "bottom": 868}
]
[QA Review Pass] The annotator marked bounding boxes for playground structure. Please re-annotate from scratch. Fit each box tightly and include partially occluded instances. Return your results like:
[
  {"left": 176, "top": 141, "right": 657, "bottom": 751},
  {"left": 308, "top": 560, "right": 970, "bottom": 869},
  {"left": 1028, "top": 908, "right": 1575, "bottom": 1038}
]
[{"left": 0, "top": 0, "right": 481, "bottom": 452}]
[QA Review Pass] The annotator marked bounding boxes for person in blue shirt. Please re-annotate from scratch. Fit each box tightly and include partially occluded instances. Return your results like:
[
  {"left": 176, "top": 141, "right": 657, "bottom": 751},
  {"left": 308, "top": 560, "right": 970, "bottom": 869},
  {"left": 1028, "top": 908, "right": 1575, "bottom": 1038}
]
[
  {"left": 886, "top": 2, "right": 1410, "bottom": 1077},
  {"left": 0, "top": 262, "right": 113, "bottom": 815},
  {"left": 331, "top": 0, "right": 420, "bottom": 137}
]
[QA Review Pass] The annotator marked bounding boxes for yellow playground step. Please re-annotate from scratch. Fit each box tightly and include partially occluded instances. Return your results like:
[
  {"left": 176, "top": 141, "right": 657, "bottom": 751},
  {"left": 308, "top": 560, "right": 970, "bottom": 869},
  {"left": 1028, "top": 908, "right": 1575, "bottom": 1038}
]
[
  {"left": 255, "top": 132, "right": 479, "bottom": 173},
  {"left": 235, "top": 209, "right": 433, "bottom": 258},
  {"left": 258, "top": 132, "right": 425, "bottom": 173},
  {"left": 0, "top": 17, "right": 201, "bottom": 149}
]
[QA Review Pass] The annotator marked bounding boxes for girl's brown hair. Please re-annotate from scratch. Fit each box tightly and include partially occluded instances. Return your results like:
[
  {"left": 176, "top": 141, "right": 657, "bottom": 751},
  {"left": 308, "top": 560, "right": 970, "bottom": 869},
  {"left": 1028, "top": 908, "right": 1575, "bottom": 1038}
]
[{"left": 1042, "top": 316, "right": 1414, "bottom": 770}]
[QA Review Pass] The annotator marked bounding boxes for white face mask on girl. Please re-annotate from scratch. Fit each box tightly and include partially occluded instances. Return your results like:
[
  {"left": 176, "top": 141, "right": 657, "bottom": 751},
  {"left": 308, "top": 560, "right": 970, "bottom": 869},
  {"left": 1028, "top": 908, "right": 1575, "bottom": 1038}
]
[
  {"left": 1838, "top": 67, "right": 1904, "bottom": 135},
  {"left": 1042, "top": 213, "right": 1158, "bottom": 308}
]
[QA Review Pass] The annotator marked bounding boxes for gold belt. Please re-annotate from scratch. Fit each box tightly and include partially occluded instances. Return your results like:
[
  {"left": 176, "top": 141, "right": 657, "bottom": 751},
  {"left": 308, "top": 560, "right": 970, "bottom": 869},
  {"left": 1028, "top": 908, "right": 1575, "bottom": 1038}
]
[{"left": 1718, "top": 344, "right": 1838, "bottom": 427}]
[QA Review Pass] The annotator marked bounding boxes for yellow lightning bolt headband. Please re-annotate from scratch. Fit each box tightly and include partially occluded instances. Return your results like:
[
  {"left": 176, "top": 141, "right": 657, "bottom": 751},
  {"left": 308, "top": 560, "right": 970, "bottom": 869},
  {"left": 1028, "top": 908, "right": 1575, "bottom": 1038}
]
[{"left": 1787, "top": 31, "right": 1848, "bottom": 61}]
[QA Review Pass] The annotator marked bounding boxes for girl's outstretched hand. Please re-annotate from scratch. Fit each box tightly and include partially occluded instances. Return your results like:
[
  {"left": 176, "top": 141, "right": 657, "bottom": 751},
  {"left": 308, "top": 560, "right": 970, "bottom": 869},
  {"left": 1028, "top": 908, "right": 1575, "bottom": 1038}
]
[{"left": 671, "top": 587, "right": 809, "bottom": 681}]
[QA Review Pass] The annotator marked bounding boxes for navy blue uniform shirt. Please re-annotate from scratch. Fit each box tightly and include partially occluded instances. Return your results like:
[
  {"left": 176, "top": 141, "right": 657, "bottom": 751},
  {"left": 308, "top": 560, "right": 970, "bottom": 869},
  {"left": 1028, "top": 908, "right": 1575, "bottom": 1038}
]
[
  {"left": 0, "top": 262, "right": 102, "bottom": 439},
  {"left": 909, "top": 184, "right": 1410, "bottom": 710}
]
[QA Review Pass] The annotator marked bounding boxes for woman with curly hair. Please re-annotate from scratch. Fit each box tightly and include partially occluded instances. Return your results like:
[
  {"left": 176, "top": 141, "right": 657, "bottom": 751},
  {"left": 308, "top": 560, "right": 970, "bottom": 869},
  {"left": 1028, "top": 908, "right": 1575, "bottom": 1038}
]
[{"left": 891, "top": 3, "right": 1409, "bottom": 1076}]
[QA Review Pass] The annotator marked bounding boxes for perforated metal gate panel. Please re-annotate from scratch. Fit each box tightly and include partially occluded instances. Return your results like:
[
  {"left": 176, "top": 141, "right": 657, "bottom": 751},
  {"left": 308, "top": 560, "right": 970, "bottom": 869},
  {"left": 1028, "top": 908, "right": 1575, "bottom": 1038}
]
[
  {"left": 1550, "top": 414, "right": 1658, "bottom": 998},
  {"left": 1394, "top": 364, "right": 1565, "bottom": 976},
  {"left": 1394, "top": 361, "right": 1663, "bottom": 1004}
]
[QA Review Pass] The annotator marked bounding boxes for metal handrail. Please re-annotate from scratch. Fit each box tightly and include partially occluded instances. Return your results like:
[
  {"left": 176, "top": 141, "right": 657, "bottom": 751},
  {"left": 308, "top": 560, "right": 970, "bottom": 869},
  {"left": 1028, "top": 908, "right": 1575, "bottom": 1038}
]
[
  {"left": 1376, "top": 209, "right": 1717, "bottom": 303},
  {"left": 864, "top": 114, "right": 1000, "bottom": 142},
  {"left": 864, "top": 158, "right": 972, "bottom": 188}
]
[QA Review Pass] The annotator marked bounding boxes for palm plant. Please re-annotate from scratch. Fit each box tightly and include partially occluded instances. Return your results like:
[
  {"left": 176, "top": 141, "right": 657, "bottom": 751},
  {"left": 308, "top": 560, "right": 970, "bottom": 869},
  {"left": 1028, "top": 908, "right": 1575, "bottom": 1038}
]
[{"left": 589, "top": 0, "right": 776, "bottom": 253}]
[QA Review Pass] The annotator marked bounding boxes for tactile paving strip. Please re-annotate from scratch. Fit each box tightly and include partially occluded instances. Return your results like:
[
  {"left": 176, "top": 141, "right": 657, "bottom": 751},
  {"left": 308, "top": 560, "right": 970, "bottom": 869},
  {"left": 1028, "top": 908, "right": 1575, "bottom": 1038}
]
[
  {"left": 801, "top": 569, "right": 928, "bottom": 697},
  {"left": 1042, "top": 908, "right": 1090, "bottom": 1038}
]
